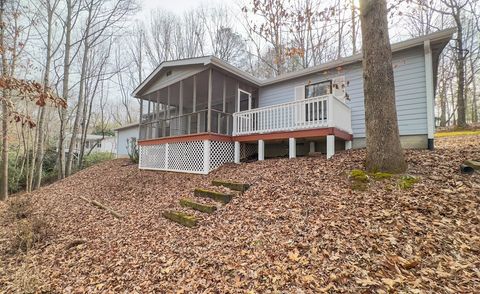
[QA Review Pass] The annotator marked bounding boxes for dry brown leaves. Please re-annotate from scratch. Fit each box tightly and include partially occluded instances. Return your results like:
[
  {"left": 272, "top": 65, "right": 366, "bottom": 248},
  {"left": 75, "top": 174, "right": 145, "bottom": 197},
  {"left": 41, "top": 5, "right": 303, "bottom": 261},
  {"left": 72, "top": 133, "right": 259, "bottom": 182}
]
[{"left": 0, "top": 135, "right": 479, "bottom": 293}]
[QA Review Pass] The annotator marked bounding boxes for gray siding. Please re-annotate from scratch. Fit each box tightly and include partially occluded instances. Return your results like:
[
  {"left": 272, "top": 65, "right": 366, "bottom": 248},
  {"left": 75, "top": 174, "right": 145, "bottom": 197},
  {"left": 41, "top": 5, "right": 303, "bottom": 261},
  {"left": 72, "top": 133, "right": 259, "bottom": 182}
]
[
  {"left": 258, "top": 47, "right": 427, "bottom": 138},
  {"left": 116, "top": 126, "right": 139, "bottom": 156}
]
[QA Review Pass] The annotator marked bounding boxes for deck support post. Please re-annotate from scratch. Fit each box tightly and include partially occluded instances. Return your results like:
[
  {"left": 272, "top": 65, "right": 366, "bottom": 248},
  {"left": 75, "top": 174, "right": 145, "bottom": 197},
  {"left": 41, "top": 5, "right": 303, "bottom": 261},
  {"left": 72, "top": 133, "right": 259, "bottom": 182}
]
[
  {"left": 345, "top": 140, "right": 352, "bottom": 150},
  {"left": 326, "top": 135, "right": 335, "bottom": 159},
  {"left": 234, "top": 141, "right": 240, "bottom": 164},
  {"left": 258, "top": 140, "right": 265, "bottom": 161},
  {"left": 289, "top": 138, "right": 296, "bottom": 158},
  {"left": 203, "top": 140, "right": 211, "bottom": 174},
  {"left": 309, "top": 141, "right": 315, "bottom": 153}
]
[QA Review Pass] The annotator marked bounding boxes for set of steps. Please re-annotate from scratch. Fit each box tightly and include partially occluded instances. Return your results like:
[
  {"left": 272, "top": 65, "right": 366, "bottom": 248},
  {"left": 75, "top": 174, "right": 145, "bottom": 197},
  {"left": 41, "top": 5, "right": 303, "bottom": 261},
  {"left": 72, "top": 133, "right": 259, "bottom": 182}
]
[{"left": 162, "top": 180, "right": 250, "bottom": 228}]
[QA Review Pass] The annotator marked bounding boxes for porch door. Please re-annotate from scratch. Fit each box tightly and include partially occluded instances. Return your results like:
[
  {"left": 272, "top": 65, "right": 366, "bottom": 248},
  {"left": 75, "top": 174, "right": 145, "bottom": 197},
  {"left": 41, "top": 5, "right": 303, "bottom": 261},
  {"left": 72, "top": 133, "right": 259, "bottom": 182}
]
[
  {"left": 238, "top": 89, "right": 252, "bottom": 112},
  {"left": 237, "top": 89, "right": 252, "bottom": 133}
]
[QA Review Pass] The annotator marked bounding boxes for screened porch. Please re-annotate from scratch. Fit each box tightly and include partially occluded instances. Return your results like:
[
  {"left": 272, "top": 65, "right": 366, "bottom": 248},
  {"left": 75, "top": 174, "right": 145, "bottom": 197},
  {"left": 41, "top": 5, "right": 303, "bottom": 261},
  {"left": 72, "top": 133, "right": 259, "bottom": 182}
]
[{"left": 138, "top": 68, "right": 258, "bottom": 140}]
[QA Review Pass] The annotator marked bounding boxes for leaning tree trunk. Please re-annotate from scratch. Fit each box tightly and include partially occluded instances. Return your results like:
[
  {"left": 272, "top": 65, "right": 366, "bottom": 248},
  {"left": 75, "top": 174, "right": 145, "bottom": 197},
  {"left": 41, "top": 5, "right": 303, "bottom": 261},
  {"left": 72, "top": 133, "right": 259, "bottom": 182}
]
[
  {"left": 359, "top": 0, "right": 407, "bottom": 173},
  {"left": 0, "top": 0, "right": 9, "bottom": 200}
]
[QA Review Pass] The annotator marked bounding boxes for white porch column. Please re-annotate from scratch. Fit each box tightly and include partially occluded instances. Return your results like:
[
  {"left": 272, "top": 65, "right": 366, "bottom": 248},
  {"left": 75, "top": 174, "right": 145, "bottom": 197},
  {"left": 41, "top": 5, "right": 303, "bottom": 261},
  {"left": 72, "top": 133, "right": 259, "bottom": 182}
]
[
  {"left": 234, "top": 141, "right": 240, "bottom": 164},
  {"left": 165, "top": 143, "right": 169, "bottom": 169},
  {"left": 326, "top": 135, "right": 335, "bottom": 159},
  {"left": 289, "top": 138, "right": 296, "bottom": 159},
  {"left": 258, "top": 140, "right": 265, "bottom": 161},
  {"left": 345, "top": 140, "right": 352, "bottom": 150},
  {"left": 203, "top": 140, "right": 211, "bottom": 174},
  {"left": 309, "top": 141, "right": 315, "bottom": 153}
]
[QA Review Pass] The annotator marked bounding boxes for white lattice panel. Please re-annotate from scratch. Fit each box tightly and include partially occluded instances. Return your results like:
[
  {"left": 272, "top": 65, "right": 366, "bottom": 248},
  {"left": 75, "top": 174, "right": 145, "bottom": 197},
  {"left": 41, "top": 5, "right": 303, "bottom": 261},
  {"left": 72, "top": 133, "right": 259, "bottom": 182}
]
[
  {"left": 209, "top": 141, "right": 234, "bottom": 171},
  {"left": 168, "top": 141, "right": 205, "bottom": 173},
  {"left": 139, "top": 139, "right": 236, "bottom": 174},
  {"left": 139, "top": 144, "right": 166, "bottom": 169}
]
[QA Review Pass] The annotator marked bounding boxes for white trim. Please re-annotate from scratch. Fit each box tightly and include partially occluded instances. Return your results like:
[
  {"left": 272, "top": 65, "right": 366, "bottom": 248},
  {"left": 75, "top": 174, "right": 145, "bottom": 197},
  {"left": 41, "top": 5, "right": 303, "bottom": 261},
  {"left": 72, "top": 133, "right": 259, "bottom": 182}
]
[
  {"left": 424, "top": 40, "right": 435, "bottom": 139},
  {"left": 238, "top": 89, "right": 252, "bottom": 111}
]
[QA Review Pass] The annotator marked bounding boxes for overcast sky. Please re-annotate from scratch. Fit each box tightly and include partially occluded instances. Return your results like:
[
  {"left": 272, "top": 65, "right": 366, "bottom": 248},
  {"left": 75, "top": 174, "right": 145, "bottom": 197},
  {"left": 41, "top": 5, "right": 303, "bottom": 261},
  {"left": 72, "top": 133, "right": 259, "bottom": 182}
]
[{"left": 138, "top": 0, "right": 232, "bottom": 16}]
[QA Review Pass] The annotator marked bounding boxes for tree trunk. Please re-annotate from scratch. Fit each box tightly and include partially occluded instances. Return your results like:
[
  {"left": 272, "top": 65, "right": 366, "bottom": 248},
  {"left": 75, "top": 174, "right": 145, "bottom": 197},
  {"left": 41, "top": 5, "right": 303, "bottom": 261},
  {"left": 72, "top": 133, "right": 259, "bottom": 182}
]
[
  {"left": 57, "top": 0, "right": 72, "bottom": 180},
  {"left": 34, "top": 1, "right": 55, "bottom": 190},
  {"left": 470, "top": 57, "right": 478, "bottom": 123},
  {"left": 0, "top": 0, "right": 9, "bottom": 200},
  {"left": 454, "top": 11, "right": 466, "bottom": 127},
  {"left": 359, "top": 0, "right": 407, "bottom": 173},
  {"left": 66, "top": 42, "right": 89, "bottom": 175},
  {"left": 66, "top": 3, "right": 92, "bottom": 176}
]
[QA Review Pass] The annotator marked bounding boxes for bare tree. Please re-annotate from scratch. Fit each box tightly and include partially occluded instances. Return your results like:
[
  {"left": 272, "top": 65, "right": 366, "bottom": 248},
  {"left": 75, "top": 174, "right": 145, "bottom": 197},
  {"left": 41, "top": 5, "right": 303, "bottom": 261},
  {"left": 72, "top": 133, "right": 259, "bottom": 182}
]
[
  {"left": 65, "top": 0, "right": 137, "bottom": 176},
  {"left": 32, "top": 0, "right": 63, "bottom": 190}
]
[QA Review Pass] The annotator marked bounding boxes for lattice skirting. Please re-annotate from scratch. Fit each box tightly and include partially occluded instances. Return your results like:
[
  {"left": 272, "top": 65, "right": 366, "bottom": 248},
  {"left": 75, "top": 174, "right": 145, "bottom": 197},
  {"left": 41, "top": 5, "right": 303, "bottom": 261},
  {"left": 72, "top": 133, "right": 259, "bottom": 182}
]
[{"left": 139, "top": 140, "right": 234, "bottom": 174}]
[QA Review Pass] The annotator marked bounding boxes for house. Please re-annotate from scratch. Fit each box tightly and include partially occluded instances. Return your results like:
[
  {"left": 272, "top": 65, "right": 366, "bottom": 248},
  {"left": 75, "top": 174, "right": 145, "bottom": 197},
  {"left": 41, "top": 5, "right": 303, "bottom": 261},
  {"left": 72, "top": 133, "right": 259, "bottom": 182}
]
[
  {"left": 132, "top": 28, "right": 455, "bottom": 174},
  {"left": 114, "top": 123, "right": 139, "bottom": 158},
  {"left": 64, "top": 134, "right": 116, "bottom": 158}
]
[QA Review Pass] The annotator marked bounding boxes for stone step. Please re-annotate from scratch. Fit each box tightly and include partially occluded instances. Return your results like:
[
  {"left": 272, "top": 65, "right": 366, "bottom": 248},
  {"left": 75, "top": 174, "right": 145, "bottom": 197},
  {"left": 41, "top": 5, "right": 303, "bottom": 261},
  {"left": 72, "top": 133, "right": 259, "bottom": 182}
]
[
  {"left": 193, "top": 188, "right": 233, "bottom": 204},
  {"left": 180, "top": 198, "right": 217, "bottom": 214},
  {"left": 211, "top": 180, "right": 250, "bottom": 192},
  {"left": 162, "top": 210, "right": 198, "bottom": 228}
]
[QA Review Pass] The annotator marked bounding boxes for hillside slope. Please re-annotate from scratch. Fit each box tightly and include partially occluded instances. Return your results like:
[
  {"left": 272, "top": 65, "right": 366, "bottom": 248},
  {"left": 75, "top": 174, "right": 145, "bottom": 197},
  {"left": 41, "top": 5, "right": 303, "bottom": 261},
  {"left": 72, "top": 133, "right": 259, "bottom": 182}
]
[{"left": 1, "top": 135, "right": 479, "bottom": 293}]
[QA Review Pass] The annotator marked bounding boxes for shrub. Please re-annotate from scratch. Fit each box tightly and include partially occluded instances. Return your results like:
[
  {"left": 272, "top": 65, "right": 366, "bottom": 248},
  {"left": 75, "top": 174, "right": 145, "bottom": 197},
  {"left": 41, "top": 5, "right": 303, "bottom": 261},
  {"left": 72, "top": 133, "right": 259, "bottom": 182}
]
[
  {"left": 349, "top": 169, "right": 369, "bottom": 182},
  {"left": 82, "top": 152, "right": 115, "bottom": 168},
  {"left": 8, "top": 196, "right": 33, "bottom": 220},
  {"left": 127, "top": 137, "right": 139, "bottom": 164},
  {"left": 12, "top": 217, "right": 51, "bottom": 253},
  {"left": 398, "top": 175, "right": 419, "bottom": 189},
  {"left": 12, "top": 259, "right": 47, "bottom": 293}
]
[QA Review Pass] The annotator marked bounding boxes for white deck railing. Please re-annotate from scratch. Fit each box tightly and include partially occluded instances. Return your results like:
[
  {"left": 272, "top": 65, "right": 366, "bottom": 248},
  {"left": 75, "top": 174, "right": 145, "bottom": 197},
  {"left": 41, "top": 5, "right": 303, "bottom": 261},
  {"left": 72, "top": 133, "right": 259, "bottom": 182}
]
[{"left": 232, "top": 94, "right": 352, "bottom": 136}]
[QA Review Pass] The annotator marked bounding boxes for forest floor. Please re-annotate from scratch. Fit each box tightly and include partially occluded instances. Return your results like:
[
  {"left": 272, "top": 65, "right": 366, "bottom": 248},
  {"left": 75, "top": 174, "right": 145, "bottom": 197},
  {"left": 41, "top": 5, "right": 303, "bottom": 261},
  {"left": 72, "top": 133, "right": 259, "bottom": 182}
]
[{"left": 0, "top": 135, "right": 479, "bottom": 293}]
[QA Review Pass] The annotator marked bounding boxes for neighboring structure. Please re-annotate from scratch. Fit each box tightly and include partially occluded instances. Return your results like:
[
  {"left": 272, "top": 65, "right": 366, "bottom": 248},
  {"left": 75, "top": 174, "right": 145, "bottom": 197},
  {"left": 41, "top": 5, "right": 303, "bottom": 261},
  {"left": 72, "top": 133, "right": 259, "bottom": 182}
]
[
  {"left": 132, "top": 28, "right": 455, "bottom": 174},
  {"left": 64, "top": 134, "right": 116, "bottom": 158},
  {"left": 114, "top": 123, "right": 139, "bottom": 158}
]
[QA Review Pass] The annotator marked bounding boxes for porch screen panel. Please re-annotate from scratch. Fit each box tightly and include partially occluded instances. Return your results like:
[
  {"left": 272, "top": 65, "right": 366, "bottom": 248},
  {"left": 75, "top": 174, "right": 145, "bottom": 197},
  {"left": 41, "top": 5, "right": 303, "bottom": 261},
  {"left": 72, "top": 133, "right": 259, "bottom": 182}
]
[{"left": 195, "top": 71, "right": 209, "bottom": 133}]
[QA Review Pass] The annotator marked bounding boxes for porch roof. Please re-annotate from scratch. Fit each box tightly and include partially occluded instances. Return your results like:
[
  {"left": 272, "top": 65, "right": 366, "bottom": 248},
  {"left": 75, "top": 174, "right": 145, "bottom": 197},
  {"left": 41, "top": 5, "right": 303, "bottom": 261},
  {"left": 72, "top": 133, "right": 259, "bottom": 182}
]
[
  {"left": 132, "top": 56, "right": 262, "bottom": 97},
  {"left": 133, "top": 27, "right": 455, "bottom": 98}
]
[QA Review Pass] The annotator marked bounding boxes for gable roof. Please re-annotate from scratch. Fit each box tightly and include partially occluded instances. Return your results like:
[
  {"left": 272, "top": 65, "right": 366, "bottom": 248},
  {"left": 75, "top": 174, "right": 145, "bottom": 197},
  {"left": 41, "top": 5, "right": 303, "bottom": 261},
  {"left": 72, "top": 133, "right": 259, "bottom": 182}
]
[
  {"left": 132, "top": 56, "right": 261, "bottom": 97},
  {"left": 133, "top": 27, "right": 456, "bottom": 97}
]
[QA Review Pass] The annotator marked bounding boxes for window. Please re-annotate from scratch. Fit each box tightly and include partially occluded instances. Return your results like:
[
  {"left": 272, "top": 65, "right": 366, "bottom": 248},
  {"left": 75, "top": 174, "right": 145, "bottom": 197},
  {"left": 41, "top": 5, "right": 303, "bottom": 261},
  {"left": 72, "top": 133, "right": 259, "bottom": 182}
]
[{"left": 305, "top": 80, "right": 332, "bottom": 98}]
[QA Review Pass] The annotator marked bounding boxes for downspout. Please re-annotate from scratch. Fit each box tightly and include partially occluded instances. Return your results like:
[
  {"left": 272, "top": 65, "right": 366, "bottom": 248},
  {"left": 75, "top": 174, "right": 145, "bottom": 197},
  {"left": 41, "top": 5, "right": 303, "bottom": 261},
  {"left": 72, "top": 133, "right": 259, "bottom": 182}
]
[{"left": 424, "top": 40, "right": 435, "bottom": 150}]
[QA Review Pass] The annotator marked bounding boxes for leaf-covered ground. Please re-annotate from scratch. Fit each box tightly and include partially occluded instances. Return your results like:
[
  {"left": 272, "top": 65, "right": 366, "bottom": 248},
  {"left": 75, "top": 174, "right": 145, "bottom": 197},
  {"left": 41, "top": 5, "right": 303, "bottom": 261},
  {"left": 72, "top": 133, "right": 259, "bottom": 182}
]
[{"left": 1, "top": 135, "right": 479, "bottom": 293}]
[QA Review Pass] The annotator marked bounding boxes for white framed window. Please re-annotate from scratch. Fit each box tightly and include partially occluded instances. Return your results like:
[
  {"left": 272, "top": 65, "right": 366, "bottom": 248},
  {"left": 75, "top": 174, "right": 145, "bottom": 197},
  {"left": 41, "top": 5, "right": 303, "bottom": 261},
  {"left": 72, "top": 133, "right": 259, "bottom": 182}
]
[{"left": 305, "top": 80, "right": 332, "bottom": 98}]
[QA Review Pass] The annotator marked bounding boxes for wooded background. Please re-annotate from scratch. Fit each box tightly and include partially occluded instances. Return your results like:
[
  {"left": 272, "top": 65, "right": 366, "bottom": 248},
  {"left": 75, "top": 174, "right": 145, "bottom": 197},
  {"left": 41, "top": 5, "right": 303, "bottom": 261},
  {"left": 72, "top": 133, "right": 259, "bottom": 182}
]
[{"left": 0, "top": 0, "right": 479, "bottom": 196}]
